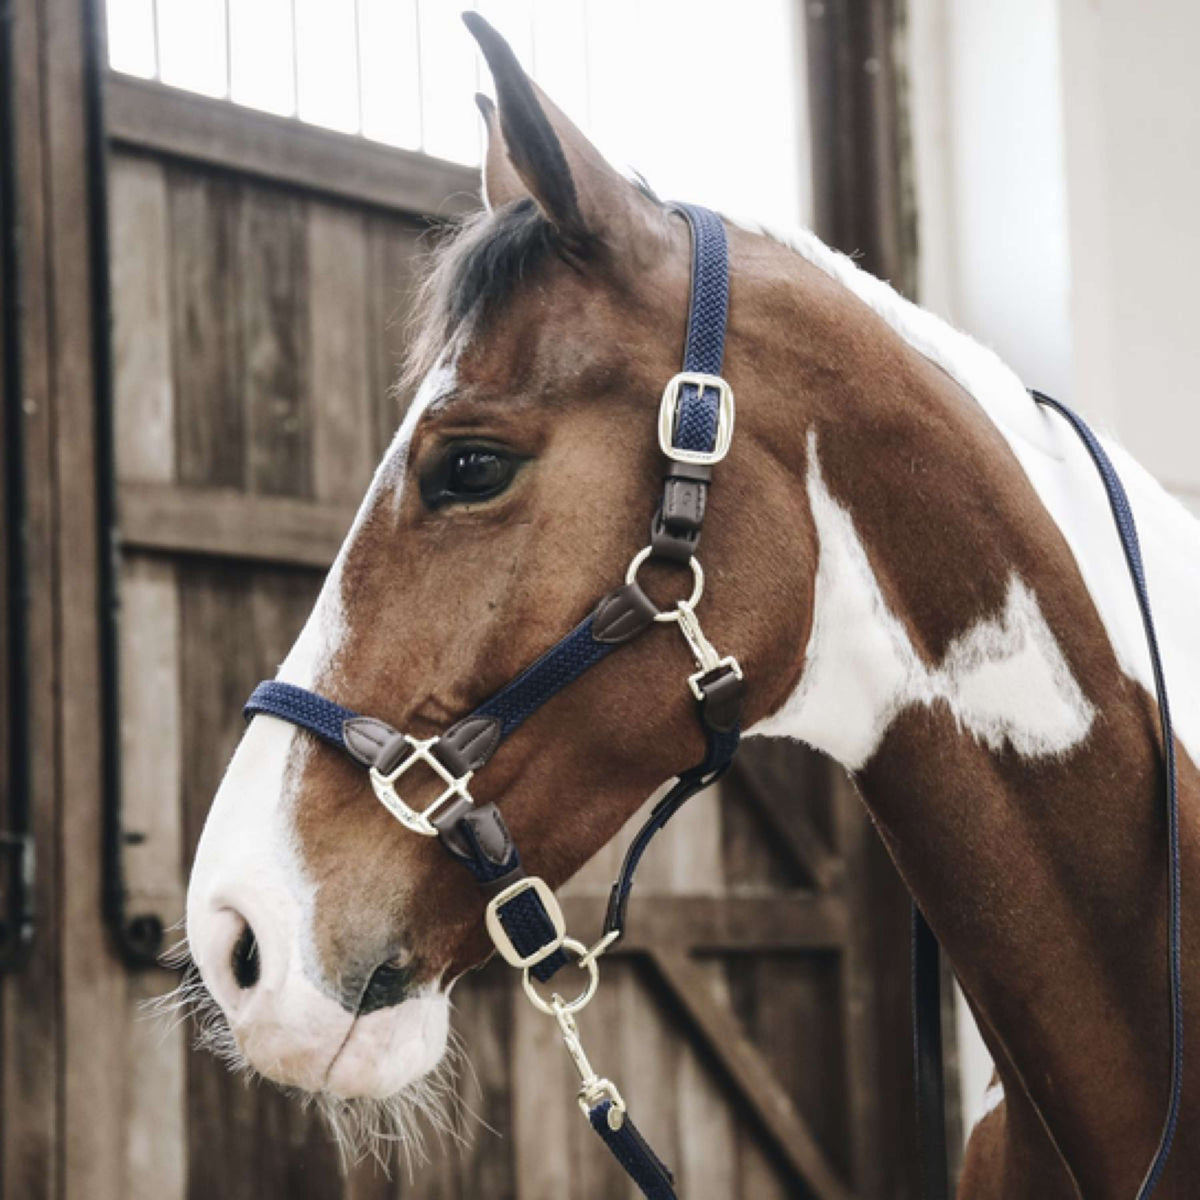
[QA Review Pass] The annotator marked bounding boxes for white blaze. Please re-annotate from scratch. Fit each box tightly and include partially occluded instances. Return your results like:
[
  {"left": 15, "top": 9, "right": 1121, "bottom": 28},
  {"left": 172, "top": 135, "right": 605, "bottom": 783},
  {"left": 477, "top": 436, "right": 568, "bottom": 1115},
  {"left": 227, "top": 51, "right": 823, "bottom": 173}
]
[{"left": 186, "top": 357, "right": 459, "bottom": 1099}]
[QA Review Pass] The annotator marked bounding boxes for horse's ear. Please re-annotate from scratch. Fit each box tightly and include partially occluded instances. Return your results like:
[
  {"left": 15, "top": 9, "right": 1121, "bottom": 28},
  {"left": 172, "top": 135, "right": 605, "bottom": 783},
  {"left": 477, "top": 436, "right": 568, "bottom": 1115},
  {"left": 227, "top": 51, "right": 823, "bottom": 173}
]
[
  {"left": 463, "top": 12, "right": 661, "bottom": 251},
  {"left": 474, "top": 93, "right": 528, "bottom": 211}
]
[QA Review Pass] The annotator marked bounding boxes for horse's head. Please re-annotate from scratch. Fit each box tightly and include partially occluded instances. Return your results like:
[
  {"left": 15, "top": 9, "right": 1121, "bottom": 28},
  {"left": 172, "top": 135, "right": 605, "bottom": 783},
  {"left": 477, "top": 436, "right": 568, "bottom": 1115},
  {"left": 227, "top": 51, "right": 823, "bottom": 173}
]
[{"left": 185, "top": 14, "right": 815, "bottom": 1118}]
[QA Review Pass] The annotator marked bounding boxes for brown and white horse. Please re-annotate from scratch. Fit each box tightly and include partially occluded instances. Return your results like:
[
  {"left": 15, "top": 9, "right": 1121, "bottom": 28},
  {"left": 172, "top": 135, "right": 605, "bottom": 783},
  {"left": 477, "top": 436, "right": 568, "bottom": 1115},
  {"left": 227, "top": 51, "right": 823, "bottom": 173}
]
[{"left": 183, "top": 16, "right": 1199, "bottom": 1196}]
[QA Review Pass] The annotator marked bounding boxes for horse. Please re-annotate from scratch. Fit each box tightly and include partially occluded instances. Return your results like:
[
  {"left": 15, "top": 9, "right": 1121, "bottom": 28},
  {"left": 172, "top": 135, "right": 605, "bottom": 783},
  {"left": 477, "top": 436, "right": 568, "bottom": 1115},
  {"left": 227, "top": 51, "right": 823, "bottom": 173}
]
[{"left": 181, "top": 14, "right": 1200, "bottom": 1197}]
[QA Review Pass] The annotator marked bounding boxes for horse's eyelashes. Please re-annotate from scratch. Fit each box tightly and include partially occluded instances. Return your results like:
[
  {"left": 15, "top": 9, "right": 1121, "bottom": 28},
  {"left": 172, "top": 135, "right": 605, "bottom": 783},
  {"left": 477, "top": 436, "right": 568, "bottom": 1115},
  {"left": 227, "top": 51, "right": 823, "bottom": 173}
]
[{"left": 420, "top": 443, "right": 524, "bottom": 509}]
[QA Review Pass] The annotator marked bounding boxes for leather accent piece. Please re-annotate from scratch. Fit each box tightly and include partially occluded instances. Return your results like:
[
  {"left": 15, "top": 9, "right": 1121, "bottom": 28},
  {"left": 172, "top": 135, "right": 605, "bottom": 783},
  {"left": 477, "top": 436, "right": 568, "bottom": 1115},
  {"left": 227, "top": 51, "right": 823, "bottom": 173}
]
[
  {"left": 649, "top": 510, "right": 699, "bottom": 564},
  {"left": 478, "top": 864, "right": 527, "bottom": 900},
  {"left": 592, "top": 582, "right": 659, "bottom": 645},
  {"left": 434, "top": 800, "right": 515, "bottom": 869},
  {"left": 696, "top": 667, "right": 745, "bottom": 734},
  {"left": 431, "top": 796, "right": 475, "bottom": 858},
  {"left": 375, "top": 731, "right": 413, "bottom": 775},
  {"left": 434, "top": 715, "right": 502, "bottom": 775},
  {"left": 342, "top": 717, "right": 403, "bottom": 767},
  {"left": 661, "top": 478, "right": 707, "bottom": 531},
  {"left": 666, "top": 460, "right": 712, "bottom": 484}
]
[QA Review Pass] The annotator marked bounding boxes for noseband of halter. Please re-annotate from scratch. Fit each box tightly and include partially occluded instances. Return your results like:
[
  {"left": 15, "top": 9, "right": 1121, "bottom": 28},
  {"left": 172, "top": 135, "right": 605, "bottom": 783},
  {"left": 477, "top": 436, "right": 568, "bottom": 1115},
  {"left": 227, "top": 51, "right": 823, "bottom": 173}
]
[{"left": 245, "top": 203, "right": 740, "bottom": 1199}]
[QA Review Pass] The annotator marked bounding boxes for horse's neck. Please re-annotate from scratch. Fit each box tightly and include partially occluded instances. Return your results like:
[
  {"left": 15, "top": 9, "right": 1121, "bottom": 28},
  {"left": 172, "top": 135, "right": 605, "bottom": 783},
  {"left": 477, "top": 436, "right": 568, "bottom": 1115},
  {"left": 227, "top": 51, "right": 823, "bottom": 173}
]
[{"left": 741, "top": 242, "right": 1199, "bottom": 1194}]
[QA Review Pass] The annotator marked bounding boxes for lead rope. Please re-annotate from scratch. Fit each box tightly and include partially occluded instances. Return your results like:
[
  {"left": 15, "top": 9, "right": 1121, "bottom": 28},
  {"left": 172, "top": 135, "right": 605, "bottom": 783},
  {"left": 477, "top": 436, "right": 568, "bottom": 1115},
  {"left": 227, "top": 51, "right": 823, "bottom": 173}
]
[{"left": 913, "top": 390, "right": 1183, "bottom": 1198}]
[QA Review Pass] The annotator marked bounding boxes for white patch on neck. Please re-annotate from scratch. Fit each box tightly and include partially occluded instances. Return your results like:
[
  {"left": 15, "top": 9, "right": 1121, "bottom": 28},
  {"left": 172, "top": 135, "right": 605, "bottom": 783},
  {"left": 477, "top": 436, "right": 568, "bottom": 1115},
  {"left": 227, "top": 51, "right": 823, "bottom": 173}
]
[
  {"left": 750, "top": 435, "right": 1095, "bottom": 770},
  {"left": 741, "top": 216, "right": 1200, "bottom": 764}
]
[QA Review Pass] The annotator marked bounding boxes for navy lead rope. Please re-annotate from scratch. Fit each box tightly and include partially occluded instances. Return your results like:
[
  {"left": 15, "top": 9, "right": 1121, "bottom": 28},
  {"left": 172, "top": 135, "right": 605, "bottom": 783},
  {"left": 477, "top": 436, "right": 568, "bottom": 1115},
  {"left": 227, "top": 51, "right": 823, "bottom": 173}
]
[
  {"left": 245, "top": 203, "right": 739, "bottom": 1200},
  {"left": 913, "top": 391, "right": 1183, "bottom": 1199}
]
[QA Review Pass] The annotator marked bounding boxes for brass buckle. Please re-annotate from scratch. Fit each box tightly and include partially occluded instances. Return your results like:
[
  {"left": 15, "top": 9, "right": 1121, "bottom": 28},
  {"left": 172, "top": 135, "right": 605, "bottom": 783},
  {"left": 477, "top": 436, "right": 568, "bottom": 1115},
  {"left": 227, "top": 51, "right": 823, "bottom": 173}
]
[
  {"left": 368, "top": 737, "right": 473, "bottom": 838},
  {"left": 657, "top": 371, "right": 735, "bottom": 465},
  {"left": 485, "top": 877, "right": 567, "bottom": 970}
]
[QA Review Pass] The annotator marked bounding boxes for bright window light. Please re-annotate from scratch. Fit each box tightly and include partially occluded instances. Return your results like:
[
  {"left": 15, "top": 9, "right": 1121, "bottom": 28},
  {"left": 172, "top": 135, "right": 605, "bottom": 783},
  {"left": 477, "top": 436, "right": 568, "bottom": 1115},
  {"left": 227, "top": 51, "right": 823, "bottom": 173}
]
[
  {"left": 155, "top": 0, "right": 228, "bottom": 99},
  {"left": 295, "top": 0, "right": 361, "bottom": 134},
  {"left": 107, "top": 0, "right": 805, "bottom": 228},
  {"left": 359, "top": 0, "right": 422, "bottom": 149},
  {"left": 229, "top": 0, "right": 296, "bottom": 118},
  {"left": 107, "top": 0, "right": 158, "bottom": 80}
]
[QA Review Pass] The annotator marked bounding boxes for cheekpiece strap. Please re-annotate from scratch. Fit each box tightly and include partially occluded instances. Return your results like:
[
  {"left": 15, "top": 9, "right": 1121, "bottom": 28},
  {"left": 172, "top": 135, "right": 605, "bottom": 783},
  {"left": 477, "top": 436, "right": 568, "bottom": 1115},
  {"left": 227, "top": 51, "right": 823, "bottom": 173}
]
[{"left": 651, "top": 204, "right": 733, "bottom": 564}]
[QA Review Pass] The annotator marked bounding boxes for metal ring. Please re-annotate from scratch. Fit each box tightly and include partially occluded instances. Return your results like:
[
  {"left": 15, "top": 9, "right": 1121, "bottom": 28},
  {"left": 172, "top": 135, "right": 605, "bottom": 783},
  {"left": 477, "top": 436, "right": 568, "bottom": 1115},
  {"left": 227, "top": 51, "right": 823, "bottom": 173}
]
[
  {"left": 624, "top": 547, "right": 704, "bottom": 622},
  {"left": 521, "top": 938, "right": 601, "bottom": 1015}
]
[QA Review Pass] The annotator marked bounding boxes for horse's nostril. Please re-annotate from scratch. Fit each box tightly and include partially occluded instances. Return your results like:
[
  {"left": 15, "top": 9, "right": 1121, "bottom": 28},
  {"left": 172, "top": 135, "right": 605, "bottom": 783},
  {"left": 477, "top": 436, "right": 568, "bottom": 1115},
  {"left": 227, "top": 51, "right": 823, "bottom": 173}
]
[{"left": 231, "top": 922, "right": 260, "bottom": 989}]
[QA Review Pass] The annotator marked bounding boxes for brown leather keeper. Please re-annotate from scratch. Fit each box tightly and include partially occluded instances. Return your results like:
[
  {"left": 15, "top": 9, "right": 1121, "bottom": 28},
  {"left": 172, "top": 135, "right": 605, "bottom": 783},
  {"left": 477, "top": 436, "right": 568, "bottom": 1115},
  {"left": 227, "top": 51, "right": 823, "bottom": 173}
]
[
  {"left": 433, "top": 714, "right": 502, "bottom": 775},
  {"left": 697, "top": 668, "right": 745, "bottom": 734},
  {"left": 343, "top": 716, "right": 404, "bottom": 767},
  {"left": 592, "top": 581, "right": 659, "bottom": 644},
  {"left": 661, "top": 477, "right": 707, "bottom": 531}
]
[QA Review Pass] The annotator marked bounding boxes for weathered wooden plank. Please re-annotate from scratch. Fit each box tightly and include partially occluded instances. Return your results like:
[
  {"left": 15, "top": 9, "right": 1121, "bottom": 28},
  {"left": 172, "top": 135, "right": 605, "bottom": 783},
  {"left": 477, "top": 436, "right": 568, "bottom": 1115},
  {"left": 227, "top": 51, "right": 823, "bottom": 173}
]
[
  {"left": 559, "top": 894, "right": 847, "bottom": 953},
  {"left": 726, "top": 751, "right": 842, "bottom": 892},
  {"left": 655, "top": 784, "right": 739, "bottom": 1200},
  {"left": 647, "top": 950, "right": 857, "bottom": 1200},
  {"left": 106, "top": 75, "right": 479, "bottom": 221},
  {"left": 1, "top": 3, "right": 60, "bottom": 1196},
  {"left": 511, "top": 970, "right": 575, "bottom": 1200},
  {"left": 447, "top": 961, "right": 517, "bottom": 1199},
  {"left": 307, "top": 204, "right": 375, "bottom": 504},
  {"left": 238, "top": 186, "right": 311, "bottom": 499},
  {"left": 365, "top": 214, "right": 427, "bottom": 458},
  {"left": 111, "top": 155, "right": 174, "bottom": 481},
  {"left": 44, "top": 0, "right": 136, "bottom": 1192},
  {"left": 108, "top": 150, "right": 188, "bottom": 1200},
  {"left": 118, "top": 482, "right": 356, "bottom": 569},
  {"left": 167, "top": 165, "right": 243, "bottom": 489}
]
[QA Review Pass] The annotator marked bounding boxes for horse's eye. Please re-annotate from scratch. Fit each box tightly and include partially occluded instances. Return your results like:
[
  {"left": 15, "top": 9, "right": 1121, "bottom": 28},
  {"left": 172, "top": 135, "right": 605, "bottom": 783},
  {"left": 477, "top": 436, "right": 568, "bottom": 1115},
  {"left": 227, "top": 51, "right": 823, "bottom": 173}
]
[
  {"left": 449, "top": 449, "right": 510, "bottom": 494},
  {"left": 422, "top": 445, "right": 521, "bottom": 508}
]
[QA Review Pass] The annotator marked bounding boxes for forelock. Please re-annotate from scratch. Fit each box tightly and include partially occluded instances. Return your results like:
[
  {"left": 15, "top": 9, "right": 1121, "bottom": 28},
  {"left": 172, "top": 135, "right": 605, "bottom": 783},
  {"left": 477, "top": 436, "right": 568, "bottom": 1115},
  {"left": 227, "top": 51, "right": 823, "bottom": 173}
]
[{"left": 403, "top": 200, "right": 560, "bottom": 391}]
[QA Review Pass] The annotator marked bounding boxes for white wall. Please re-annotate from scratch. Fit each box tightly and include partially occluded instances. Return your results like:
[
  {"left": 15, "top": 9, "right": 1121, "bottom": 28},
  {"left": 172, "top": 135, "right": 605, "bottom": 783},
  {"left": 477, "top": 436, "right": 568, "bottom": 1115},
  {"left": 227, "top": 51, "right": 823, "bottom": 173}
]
[{"left": 908, "top": 0, "right": 1200, "bottom": 1138}]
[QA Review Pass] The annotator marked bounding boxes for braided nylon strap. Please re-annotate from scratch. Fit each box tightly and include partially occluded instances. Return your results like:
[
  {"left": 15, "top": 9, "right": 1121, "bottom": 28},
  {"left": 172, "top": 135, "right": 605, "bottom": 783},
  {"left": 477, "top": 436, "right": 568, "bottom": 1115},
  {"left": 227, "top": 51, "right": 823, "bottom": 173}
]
[
  {"left": 244, "top": 681, "right": 357, "bottom": 750},
  {"left": 668, "top": 204, "right": 728, "bottom": 453},
  {"left": 474, "top": 616, "right": 617, "bottom": 739},
  {"left": 588, "top": 1101, "right": 677, "bottom": 1199}
]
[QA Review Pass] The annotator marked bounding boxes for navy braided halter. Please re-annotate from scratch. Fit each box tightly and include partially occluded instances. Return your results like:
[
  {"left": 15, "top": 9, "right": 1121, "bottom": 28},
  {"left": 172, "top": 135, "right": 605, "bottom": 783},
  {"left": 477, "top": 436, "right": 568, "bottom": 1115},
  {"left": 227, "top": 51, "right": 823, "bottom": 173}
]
[{"left": 245, "top": 203, "right": 739, "bottom": 1199}]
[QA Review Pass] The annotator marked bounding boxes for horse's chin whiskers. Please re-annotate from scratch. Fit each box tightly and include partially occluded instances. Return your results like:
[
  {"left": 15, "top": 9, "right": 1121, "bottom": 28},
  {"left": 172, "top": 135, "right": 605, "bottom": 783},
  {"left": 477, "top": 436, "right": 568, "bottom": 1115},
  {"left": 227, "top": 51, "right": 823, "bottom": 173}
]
[
  {"left": 299, "top": 1033, "right": 478, "bottom": 1180},
  {"left": 143, "top": 964, "right": 483, "bottom": 1175}
]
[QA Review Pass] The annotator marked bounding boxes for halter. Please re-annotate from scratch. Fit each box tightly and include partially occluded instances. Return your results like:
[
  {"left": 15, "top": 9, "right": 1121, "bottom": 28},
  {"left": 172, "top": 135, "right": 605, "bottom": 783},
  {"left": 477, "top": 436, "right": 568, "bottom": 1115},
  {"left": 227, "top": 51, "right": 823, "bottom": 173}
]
[
  {"left": 245, "top": 203, "right": 740, "bottom": 1199},
  {"left": 241, "top": 204, "right": 1185, "bottom": 1199}
]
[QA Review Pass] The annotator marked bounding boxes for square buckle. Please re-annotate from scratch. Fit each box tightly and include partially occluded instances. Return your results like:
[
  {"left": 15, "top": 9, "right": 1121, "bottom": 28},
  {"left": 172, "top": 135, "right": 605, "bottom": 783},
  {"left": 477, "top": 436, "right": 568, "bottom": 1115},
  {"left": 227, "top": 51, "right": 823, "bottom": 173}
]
[
  {"left": 485, "top": 876, "right": 567, "bottom": 969},
  {"left": 658, "top": 371, "right": 735, "bottom": 466},
  {"left": 368, "top": 737, "right": 474, "bottom": 838}
]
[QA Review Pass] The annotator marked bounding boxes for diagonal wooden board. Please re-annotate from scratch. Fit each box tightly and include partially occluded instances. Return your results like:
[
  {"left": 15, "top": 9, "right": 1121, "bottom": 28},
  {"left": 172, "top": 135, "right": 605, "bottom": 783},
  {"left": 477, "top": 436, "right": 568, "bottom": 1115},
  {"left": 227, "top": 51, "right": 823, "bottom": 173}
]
[{"left": 646, "top": 948, "right": 858, "bottom": 1200}]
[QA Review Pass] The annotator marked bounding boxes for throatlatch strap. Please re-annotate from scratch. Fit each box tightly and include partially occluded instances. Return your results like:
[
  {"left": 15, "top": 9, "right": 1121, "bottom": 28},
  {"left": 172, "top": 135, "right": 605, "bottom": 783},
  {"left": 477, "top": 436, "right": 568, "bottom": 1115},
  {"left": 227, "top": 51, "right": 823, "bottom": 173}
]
[{"left": 911, "top": 391, "right": 1184, "bottom": 1200}]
